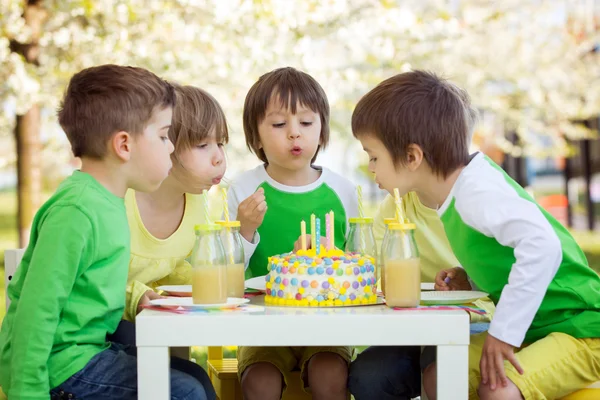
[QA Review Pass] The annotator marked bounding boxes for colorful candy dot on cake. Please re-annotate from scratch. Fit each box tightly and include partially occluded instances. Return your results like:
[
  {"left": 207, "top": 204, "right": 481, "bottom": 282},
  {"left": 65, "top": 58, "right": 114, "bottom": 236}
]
[
  {"left": 336, "top": 268, "right": 344, "bottom": 276},
  {"left": 295, "top": 293, "right": 302, "bottom": 301},
  {"left": 293, "top": 261, "right": 300, "bottom": 267},
  {"left": 328, "top": 292, "right": 335, "bottom": 300},
  {"left": 325, "top": 267, "right": 333, "bottom": 275},
  {"left": 322, "top": 281, "right": 330, "bottom": 289},
  {"left": 275, "top": 276, "right": 281, "bottom": 284},
  {"left": 282, "top": 278, "right": 289, "bottom": 286},
  {"left": 311, "top": 280, "right": 318, "bottom": 288},
  {"left": 276, "top": 266, "right": 282, "bottom": 273},
  {"left": 353, "top": 267, "right": 360, "bottom": 275},
  {"left": 316, "top": 266, "right": 324, "bottom": 275},
  {"left": 358, "top": 276, "right": 363, "bottom": 282},
  {"left": 333, "top": 282, "right": 340, "bottom": 290},
  {"left": 298, "top": 267, "right": 306, "bottom": 274},
  {"left": 340, "top": 287, "right": 346, "bottom": 295},
  {"left": 301, "top": 280, "right": 309, "bottom": 288},
  {"left": 343, "top": 281, "right": 350, "bottom": 289},
  {"left": 290, "top": 267, "right": 297, "bottom": 273},
  {"left": 316, "top": 295, "right": 324, "bottom": 302},
  {"left": 360, "top": 266, "right": 366, "bottom": 273},
  {"left": 315, "top": 258, "right": 322, "bottom": 264},
  {"left": 340, "top": 294, "right": 347, "bottom": 302},
  {"left": 324, "top": 258, "right": 333, "bottom": 265},
  {"left": 349, "top": 293, "right": 356, "bottom": 300},
  {"left": 278, "top": 290, "right": 284, "bottom": 298},
  {"left": 308, "top": 267, "right": 316, "bottom": 275},
  {"left": 291, "top": 278, "right": 298, "bottom": 286},
  {"left": 266, "top": 289, "right": 271, "bottom": 295},
  {"left": 352, "top": 257, "right": 358, "bottom": 263},
  {"left": 311, "top": 262, "right": 317, "bottom": 267},
  {"left": 298, "top": 287, "right": 305, "bottom": 294},
  {"left": 344, "top": 259, "right": 351, "bottom": 264},
  {"left": 264, "top": 275, "right": 269, "bottom": 282},
  {"left": 282, "top": 267, "right": 289, "bottom": 274},
  {"left": 361, "top": 280, "right": 366, "bottom": 287},
  {"left": 328, "top": 277, "right": 335, "bottom": 284},
  {"left": 365, "top": 286, "right": 372, "bottom": 294},
  {"left": 286, "top": 292, "right": 293, "bottom": 300},
  {"left": 352, "top": 281, "right": 359, "bottom": 289},
  {"left": 345, "top": 267, "right": 353, "bottom": 275},
  {"left": 358, "top": 258, "right": 365, "bottom": 266}
]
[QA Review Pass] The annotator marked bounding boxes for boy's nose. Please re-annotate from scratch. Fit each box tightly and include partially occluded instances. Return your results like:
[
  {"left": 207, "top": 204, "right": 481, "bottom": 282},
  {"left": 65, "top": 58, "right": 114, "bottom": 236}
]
[{"left": 212, "top": 150, "right": 224, "bottom": 166}]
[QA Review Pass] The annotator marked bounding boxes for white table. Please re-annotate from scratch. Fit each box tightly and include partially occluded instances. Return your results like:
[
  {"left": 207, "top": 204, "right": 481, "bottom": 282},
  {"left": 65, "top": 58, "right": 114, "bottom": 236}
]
[{"left": 136, "top": 296, "right": 470, "bottom": 400}]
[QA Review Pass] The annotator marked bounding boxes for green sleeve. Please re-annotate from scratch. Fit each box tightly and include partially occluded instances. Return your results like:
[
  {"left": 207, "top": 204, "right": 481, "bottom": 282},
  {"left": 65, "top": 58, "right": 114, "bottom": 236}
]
[{"left": 8, "top": 206, "right": 94, "bottom": 399}]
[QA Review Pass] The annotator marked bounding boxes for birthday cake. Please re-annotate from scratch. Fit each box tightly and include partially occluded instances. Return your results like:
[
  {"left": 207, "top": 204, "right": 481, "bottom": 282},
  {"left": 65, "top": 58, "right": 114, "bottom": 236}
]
[{"left": 264, "top": 247, "right": 378, "bottom": 307}]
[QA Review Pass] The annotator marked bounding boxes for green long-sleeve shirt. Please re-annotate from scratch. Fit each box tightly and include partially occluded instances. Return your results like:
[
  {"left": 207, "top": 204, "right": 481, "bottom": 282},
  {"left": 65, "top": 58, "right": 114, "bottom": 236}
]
[{"left": 0, "top": 171, "right": 130, "bottom": 400}]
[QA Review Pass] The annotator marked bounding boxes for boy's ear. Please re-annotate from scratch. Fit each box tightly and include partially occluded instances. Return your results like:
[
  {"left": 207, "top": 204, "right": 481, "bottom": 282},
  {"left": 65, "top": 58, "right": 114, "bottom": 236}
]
[
  {"left": 111, "top": 131, "right": 133, "bottom": 162},
  {"left": 406, "top": 144, "right": 424, "bottom": 172}
]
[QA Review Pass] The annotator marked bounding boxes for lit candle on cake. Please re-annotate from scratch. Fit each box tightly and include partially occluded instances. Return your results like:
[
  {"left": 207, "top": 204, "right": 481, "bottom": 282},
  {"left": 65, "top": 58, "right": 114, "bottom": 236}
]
[
  {"left": 300, "top": 220, "right": 307, "bottom": 251},
  {"left": 357, "top": 185, "right": 364, "bottom": 218},
  {"left": 329, "top": 210, "right": 334, "bottom": 250},
  {"left": 315, "top": 217, "right": 321, "bottom": 255},
  {"left": 311, "top": 214, "right": 316, "bottom": 251},
  {"left": 325, "top": 213, "right": 331, "bottom": 251}
]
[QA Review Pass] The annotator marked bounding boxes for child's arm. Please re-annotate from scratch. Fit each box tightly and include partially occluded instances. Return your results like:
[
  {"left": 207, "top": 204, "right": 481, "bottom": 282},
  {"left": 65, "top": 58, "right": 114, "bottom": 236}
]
[
  {"left": 228, "top": 186, "right": 265, "bottom": 266},
  {"left": 455, "top": 187, "right": 561, "bottom": 387},
  {"left": 8, "top": 206, "right": 94, "bottom": 398},
  {"left": 124, "top": 280, "right": 156, "bottom": 321}
]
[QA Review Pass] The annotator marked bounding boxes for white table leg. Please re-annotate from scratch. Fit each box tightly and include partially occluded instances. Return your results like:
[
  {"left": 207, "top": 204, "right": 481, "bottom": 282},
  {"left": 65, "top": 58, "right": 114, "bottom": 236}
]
[
  {"left": 436, "top": 345, "right": 469, "bottom": 400},
  {"left": 138, "top": 346, "right": 170, "bottom": 400}
]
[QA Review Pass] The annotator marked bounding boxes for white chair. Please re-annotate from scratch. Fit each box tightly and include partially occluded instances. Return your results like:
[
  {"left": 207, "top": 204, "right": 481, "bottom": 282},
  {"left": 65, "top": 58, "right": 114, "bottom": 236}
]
[{"left": 4, "top": 249, "right": 25, "bottom": 311}]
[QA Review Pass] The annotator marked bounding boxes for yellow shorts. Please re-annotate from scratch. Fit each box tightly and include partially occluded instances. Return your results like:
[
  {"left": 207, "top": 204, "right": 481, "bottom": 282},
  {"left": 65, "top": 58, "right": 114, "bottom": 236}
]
[
  {"left": 237, "top": 346, "right": 354, "bottom": 392},
  {"left": 468, "top": 332, "right": 600, "bottom": 399}
]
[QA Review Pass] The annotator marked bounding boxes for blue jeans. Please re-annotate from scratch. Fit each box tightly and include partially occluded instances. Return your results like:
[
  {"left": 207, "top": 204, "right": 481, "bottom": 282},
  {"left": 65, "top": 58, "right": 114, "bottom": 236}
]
[
  {"left": 50, "top": 343, "right": 208, "bottom": 400},
  {"left": 108, "top": 320, "right": 216, "bottom": 400},
  {"left": 349, "top": 323, "right": 490, "bottom": 400}
]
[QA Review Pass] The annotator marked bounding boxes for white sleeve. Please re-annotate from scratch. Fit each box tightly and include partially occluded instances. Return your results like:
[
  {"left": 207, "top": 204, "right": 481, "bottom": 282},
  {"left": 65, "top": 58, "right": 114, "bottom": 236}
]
[
  {"left": 227, "top": 182, "right": 260, "bottom": 268},
  {"left": 455, "top": 187, "right": 562, "bottom": 347}
]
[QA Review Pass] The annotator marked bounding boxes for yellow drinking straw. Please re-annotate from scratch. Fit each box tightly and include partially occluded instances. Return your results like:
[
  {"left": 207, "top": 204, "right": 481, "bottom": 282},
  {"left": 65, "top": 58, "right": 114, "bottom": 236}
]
[
  {"left": 202, "top": 189, "right": 213, "bottom": 262},
  {"left": 221, "top": 188, "right": 235, "bottom": 264},
  {"left": 300, "top": 220, "right": 307, "bottom": 251},
  {"left": 393, "top": 188, "right": 404, "bottom": 222}
]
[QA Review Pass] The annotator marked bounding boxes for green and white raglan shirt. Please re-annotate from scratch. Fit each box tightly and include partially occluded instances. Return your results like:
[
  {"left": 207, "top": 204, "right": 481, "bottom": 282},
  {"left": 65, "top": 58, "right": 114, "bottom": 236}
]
[
  {"left": 228, "top": 165, "right": 359, "bottom": 279},
  {"left": 438, "top": 153, "right": 600, "bottom": 347}
]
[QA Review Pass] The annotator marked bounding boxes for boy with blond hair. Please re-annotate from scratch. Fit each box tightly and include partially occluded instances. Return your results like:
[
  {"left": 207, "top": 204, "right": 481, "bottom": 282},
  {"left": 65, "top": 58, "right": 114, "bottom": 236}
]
[{"left": 0, "top": 65, "right": 209, "bottom": 399}]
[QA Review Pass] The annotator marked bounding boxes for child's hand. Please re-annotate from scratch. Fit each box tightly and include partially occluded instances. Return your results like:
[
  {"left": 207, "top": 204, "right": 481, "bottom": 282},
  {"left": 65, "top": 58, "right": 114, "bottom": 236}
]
[
  {"left": 480, "top": 334, "right": 523, "bottom": 390},
  {"left": 238, "top": 188, "right": 267, "bottom": 242},
  {"left": 293, "top": 234, "right": 328, "bottom": 252},
  {"left": 137, "top": 290, "right": 165, "bottom": 314},
  {"left": 434, "top": 267, "right": 471, "bottom": 291}
]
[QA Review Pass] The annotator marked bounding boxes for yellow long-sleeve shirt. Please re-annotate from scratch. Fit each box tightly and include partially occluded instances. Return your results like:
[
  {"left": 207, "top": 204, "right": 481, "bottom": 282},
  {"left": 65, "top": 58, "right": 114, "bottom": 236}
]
[
  {"left": 123, "top": 190, "right": 203, "bottom": 321},
  {"left": 374, "top": 192, "right": 494, "bottom": 322}
]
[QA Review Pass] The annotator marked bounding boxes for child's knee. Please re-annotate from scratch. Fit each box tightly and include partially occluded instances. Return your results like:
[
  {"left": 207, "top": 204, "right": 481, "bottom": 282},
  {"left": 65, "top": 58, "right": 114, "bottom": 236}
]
[
  {"left": 307, "top": 352, "right": 348, "bottom": 391},
  {"left": 241, "top": 362, "right": 283, "bottom": 397},
  {"left": 478, "top": 380, "right": 524, "bottom": 400}
]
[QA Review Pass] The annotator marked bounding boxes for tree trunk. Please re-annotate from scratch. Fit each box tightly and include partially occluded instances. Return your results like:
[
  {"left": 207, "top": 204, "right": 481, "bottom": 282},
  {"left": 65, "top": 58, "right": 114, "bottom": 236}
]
[
  {"left": 15, "top": 107, "right": 42, "bottom": 246},
  {"left": 12, "top": 0, "right": 47, "bottom": 247}
]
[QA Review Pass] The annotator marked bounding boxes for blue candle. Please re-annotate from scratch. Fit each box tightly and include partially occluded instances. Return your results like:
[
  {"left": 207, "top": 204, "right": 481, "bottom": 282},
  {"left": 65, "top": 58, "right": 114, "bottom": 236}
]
[{"left": 315, "top": 217, "right": 321, "bottom": 255}]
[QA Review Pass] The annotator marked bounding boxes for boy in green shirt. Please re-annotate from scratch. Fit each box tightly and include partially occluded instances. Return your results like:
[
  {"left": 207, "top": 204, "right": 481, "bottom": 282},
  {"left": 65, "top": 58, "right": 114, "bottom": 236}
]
[
  {"left": 351, "top": 70, "right": 600, "bottom": 399},
  {"left": 0, "top": 65, "right": 211, "bottom": 399}
]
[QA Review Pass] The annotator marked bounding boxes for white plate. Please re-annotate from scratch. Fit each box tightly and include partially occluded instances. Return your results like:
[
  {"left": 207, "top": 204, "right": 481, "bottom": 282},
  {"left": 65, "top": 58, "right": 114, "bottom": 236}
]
[
  {"left": 245, "top": 276, "right": 268, "bottom": 292},
  {"left": 420, "top": 290, "right": 488, "bottom": 305},
  {"left": 157, "top": 285, "right": 192, "bottom": 297},
  {"left": 150, "top": 297, "right": 249, "bottom": 309},
  {"left": 247, "top": 276, "right": 436, "bottom": 292}
]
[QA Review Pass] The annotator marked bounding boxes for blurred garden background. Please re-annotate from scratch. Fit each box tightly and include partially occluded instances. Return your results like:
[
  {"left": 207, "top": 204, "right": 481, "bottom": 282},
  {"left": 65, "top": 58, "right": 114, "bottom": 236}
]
[{"left": 1, "top": 0, "right": 600, "bottom": 368}]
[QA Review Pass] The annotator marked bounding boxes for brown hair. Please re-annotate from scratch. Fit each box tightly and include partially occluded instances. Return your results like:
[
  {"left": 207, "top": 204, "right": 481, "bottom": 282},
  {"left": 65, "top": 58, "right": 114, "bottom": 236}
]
[
  {"left": 58, "top": 64, "right": 176, "bottom": 158},
  {"left": 169, "top": 84, "right": 229, "bottom": 160},
  {"left": 243, "top": 67, "right": 330, "bottom": 164},
  {"left": 352, "top": 70, "right": 477, "bottom": 178}
]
